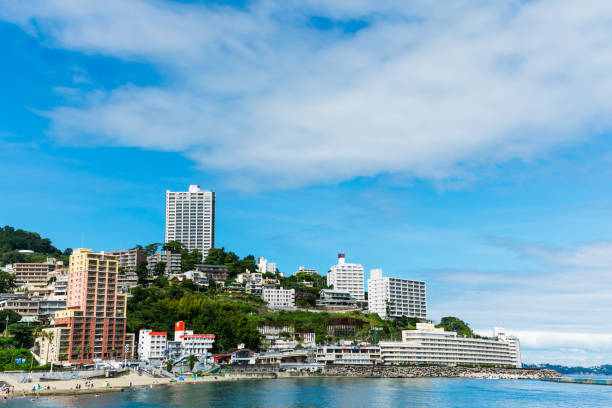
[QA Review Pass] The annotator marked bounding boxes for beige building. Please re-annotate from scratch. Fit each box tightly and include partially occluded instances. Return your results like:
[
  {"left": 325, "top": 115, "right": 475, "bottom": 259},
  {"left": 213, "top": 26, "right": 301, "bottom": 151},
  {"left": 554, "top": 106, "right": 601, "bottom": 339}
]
[
  {"left": 107, "top": 249, "right": 146, "bottom": 272},
  {"left": 12, "top": 262, "right": 56, "bottom": 286}
]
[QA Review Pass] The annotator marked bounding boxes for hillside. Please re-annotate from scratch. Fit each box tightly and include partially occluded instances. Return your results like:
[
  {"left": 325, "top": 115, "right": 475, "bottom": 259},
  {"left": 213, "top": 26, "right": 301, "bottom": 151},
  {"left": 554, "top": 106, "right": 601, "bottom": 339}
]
[{"left": 0, "top": 225, "right": 70, "bottom": 265}]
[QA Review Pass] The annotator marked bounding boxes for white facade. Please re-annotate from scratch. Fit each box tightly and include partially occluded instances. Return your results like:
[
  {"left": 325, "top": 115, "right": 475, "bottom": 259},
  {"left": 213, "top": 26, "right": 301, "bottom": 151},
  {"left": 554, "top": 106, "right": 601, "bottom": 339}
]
[
  {"left": 494, "top": 327, "right": 522, "bottom": 368},
  {"left": 172, "top": 321, "right": 215, "bottom": 360},
  {"left": 367, "top": 268, "right": 427, "bottom": 319},
  {"left": 257, "top": 257, "right": 277, "bottom": 274},
  {"left": 138, "top": 329, "right": 168, "bottom": 364},
  {"left": 379, "top": 323, "right": 521, "bottom": 367},
  {"left": 326, "top": 253, "right": 365, "bottom": 301},
  {"left": 165, "top": 185, "right": 215, "bottom": 258},
  {"left": 263, "top": 287, "right": 296, "bottom": 308},
  {"left": 296, "top": 266, "right": 318, "bottom": 275},
  {"left": 316, "top": 343, "right": 381, "bottom": 365}
]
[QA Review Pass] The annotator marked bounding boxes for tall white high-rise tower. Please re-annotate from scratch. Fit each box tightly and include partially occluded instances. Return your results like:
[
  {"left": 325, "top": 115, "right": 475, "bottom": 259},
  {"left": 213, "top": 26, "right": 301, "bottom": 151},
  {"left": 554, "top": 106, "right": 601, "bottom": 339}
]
[
  {"left": 327, "top": 253, "right": 365, "bottom": 301},
  {"left": 165, "top": 185, "right": 215, "bottom": 258}
]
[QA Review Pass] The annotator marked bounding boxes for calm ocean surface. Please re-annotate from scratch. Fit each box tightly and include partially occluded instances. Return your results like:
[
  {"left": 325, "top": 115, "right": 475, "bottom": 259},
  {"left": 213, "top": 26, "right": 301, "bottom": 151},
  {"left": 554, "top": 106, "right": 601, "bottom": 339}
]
[{"left": 8, "top": 377, "right": 612, "bottom": 407}]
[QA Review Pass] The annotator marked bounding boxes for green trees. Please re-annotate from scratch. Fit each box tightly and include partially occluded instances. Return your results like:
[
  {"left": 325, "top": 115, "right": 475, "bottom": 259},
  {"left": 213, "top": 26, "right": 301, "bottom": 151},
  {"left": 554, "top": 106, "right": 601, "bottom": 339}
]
[
  {"left": 437, "top": 316, "right": 474, "bottom": 337},
  {"left": 203, "top": 247, "right": 257, "bottom": 279},
  {"left": 187, "top": 354, "right": 198, "bottom": 372},
  {"left": 153, "top": 261, "right": 167, "bottom": 277},
  {"left": 126, "top": 285, "right": 261, "bottom": 352},
  {"left": 160, "top": 241, "right": 202, "bottom": 272},
  {"left": 0, "top": 226, "right": 70, "bottom": 265},
  {"left": 0, "top": 271, "right": 16, "bottom": 293},
  {"left": 136, "top": 260, "right": 150, "bottom": 286},
  {"left": 7, "top": 323, "right": 35, "bottom": 348}
]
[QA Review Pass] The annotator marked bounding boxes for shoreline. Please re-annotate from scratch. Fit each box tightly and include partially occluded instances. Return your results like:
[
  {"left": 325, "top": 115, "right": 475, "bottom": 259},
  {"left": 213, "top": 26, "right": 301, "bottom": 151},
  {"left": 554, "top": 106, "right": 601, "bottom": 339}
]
[{"left": 4, "top": 367, "right": 561, "bottom": 399}]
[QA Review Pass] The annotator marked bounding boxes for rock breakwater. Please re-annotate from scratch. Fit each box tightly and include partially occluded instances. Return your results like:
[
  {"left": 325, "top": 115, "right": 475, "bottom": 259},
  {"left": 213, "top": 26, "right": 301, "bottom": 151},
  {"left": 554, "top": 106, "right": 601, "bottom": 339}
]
[{"left": 322, "top": 365, "right": 559, "bottom": 379}]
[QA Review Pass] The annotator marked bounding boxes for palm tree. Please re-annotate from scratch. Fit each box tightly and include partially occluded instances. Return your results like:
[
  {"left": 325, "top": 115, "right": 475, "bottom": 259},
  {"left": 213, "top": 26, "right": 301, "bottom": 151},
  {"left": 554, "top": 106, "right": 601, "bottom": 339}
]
[
  {"left": 44, "top": 332, "right": 55, "bottom": 363},
  {"left": 111, "top": 348, "right": 117, "bottom": 360},
  {"left": 73, "top": 346, "right": 82, "bottom": 360},
  {"left": 187, "top": 354, "right": 198, "bottom": 372},
  {"left": 84, "top": 345, "right": 92, "bottom": 358}
]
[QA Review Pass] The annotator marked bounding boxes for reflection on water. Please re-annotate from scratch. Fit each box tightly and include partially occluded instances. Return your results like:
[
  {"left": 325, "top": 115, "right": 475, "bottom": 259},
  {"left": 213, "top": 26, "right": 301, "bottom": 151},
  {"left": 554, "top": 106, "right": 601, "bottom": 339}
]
[{"left": 8, "top": 377, "right": 612, "bottom": 408}]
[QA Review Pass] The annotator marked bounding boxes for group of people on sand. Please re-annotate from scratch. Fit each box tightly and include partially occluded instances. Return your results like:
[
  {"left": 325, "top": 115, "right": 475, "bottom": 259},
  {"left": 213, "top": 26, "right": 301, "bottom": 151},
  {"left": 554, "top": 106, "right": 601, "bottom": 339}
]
[
  {"left": 75, "top": 380, "right": 96, "bottom": 390},
  {"left": 1, "top": 384, "right": 14, "bottom": 401}
]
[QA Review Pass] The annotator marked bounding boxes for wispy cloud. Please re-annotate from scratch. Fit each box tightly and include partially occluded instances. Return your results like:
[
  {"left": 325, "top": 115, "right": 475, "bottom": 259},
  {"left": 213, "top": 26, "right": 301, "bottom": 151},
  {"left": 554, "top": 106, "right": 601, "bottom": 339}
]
[
  {"left": 2, "top": 0, "right": 612, "bottom": 189},
  {"left": 489, "top": 237, "right": 612, "bottom": 268}
]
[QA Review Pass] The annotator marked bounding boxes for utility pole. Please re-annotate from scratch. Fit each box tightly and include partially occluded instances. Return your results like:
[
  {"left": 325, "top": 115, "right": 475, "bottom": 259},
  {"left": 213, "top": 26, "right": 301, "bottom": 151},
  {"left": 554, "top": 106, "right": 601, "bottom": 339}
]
[
  {"left": 4, "top": 315, "right": 8, "bottom": 337},
  {"left": 50, "top": 344, "right": 56, "bottom": 374}
]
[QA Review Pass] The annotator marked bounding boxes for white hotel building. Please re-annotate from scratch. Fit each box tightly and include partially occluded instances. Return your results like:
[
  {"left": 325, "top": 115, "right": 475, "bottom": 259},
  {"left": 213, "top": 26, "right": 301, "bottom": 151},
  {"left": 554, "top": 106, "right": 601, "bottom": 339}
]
[
  {"left": 263, "top": 287, "right": 296, "bottom": 308},
  {"left": 138, "top": 330, "right": 168, "bottom": 365},
  {"left": 379, "top": 323, "right": 521, "bottom": 367},
  {"left": 367, "top": 269, "right": 427, "bottom": 320},
  {"left": 327, "top": 253, "right": 365, "bottom": 301},
  {"left": 165, "top": 185, "right": 215, "bottom": 258}
]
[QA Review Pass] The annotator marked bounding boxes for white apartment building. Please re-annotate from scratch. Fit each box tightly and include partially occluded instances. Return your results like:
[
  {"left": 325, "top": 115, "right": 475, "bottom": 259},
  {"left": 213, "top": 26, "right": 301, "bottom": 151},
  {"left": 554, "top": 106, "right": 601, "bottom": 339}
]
[
  {"left": 326, "top": 253, "right": 365, "bottom": 301},
  {"left": 257, "top": 257, "right": 277, "bottom": 274},
  {"left": 165, "top": 185, "right": 215, "bottom": 258},
  {"left": 147, "top": 251, "right": 182, "bottom": 274},
  {"left": 263, "top": 287, "right": 296, "bottom": 308},
  {"left": 367, "top": 269, "right": 427, "bottom": 320},
  {"left": 379, "top": 323, "right": 521, "bottom": 367},
  {"left": 138, "top": 329, "right": 168, "bottom": 364}
]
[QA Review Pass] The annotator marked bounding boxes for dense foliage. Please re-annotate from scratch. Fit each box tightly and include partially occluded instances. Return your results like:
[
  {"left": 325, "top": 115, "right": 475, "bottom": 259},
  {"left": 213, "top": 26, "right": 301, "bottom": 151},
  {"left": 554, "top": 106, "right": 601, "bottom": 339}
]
[
  {"left": 0, "top": 226, "right": 71, "bottom": 265},
  {"left": 0, "top": 348, "right": 48, "bottom": 371},
  {"left": 436, "top": 316, "right": 475, "bottom": 337},
  {"left": 126, "top": 282, "right": 261, "bottom": 352},
  {"left": 274, "top": 272, "right": 330, "bottom": 307},
  {"left": 204, "top": 247, "right": 257, "bottom": 279}
]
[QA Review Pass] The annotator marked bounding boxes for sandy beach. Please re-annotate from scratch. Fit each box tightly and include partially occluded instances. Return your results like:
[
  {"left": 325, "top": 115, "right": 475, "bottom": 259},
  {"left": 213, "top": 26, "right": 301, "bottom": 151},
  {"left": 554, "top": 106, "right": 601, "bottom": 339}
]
[{"left": 9, "top": 371, "right": 246, "bottom": 398}]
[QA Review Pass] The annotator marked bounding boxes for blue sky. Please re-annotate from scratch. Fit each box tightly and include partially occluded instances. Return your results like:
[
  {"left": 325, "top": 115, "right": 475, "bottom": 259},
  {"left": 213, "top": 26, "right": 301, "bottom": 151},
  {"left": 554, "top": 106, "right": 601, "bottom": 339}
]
[{"left": 2, "top": 0, "right": 612, "bottom": 365}]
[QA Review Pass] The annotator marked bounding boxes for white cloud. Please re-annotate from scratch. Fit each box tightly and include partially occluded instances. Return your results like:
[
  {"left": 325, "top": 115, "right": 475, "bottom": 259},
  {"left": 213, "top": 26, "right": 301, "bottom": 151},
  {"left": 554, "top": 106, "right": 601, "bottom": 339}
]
[
  {"left": 2, "top": 0, "right": 612, "bottom": 188},
  {"left": 490, "top": 237, "right": 612, "bottom": 268}
]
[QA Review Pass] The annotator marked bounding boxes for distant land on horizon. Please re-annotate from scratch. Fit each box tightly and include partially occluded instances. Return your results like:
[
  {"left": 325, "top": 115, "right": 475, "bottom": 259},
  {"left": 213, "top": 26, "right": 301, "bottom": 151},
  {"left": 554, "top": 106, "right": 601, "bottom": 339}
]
[{"left": 525, "top": 364, "right": 612, "bottom": 376}]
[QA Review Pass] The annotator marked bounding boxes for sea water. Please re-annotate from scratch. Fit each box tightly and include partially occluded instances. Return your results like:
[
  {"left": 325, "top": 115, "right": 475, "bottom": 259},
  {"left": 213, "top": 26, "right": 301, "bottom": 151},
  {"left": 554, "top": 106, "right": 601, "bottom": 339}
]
[{"left": 9, "top": 377, "right": 612, "bottom": 407}]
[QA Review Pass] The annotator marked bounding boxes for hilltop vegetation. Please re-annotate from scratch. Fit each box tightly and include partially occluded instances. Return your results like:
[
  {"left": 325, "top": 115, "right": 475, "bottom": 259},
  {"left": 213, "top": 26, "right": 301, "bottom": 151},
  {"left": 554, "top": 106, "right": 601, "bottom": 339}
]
[{"left": 0, "top": 226, "right": 71, "bottom": 265}]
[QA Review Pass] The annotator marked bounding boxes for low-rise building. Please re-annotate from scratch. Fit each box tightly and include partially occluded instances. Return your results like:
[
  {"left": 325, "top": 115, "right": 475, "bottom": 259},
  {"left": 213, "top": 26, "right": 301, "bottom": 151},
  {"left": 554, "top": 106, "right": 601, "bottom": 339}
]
[
  {"left": 316, "top": 343, "right": 381, "bottom": 365},
  {"left": 118, "top": 271, "right": 139, "bottom": 293},
  {"left": 379, "top": 323, "right": 521, "bottom": 367},
  {"left": 194, "top": 264, "right": 229, "bottom": 282},
  {"left": 237, "top": 271, "right": 263, "bottom": 295},
  {"left": 263, "top": 287, "right": 295, "bottom": 308},
  {"left": 138, "top": 329, "right": 168, "bottom": 365},
  {"left": 168, "top": 270, "right": 208, "bottom": 286},
  {"left": 295, "top": 266, "right": 318, "bottom": 275},
  {"left": 0, "top": 297, "right": 39, "bottom": 316},
  {"left": 107, "top": 249, "right": 146, "bottom": 272},
  {"left": 167, "top": 321, "right": 215, "bottom": 363},
  {"left": 317, "top": 290, "right": 358, "bottom": 309}
]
